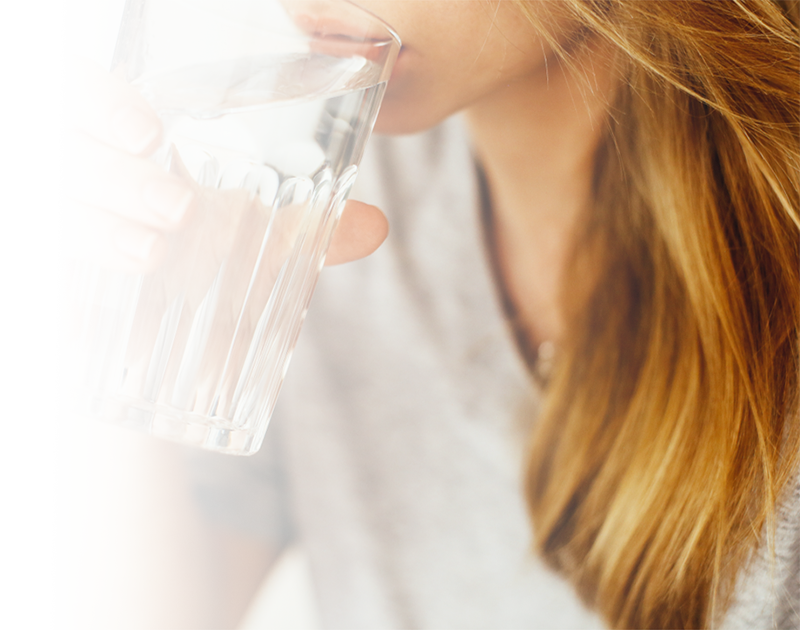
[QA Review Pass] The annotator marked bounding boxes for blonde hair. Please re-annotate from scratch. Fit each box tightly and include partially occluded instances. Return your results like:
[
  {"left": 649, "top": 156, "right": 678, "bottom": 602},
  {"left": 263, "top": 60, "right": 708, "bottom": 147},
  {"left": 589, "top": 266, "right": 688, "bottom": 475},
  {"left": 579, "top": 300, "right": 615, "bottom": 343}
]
[{"left": 518, "top": 1, "right": 800, "bottom": 628}]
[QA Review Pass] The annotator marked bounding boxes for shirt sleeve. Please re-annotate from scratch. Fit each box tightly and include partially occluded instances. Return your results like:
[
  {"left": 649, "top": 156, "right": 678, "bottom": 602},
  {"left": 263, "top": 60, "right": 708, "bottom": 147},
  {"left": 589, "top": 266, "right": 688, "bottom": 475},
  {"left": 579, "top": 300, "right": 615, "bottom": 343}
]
[
  {"left": 775, "top": 477, "right": 800, "bottom": 629},
  {"left": 180, "top": 409, "right": 295, "bottom": 548},
  {"left": 723, "top": 472, "right": 800, "bottom": 630}
]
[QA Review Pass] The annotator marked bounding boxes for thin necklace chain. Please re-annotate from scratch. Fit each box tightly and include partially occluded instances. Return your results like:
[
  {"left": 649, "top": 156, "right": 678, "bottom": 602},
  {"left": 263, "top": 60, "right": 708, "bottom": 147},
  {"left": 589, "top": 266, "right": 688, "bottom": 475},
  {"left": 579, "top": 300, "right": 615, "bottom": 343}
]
[{"left": 475, "top": 162, "right": 556, "bottom": 385}]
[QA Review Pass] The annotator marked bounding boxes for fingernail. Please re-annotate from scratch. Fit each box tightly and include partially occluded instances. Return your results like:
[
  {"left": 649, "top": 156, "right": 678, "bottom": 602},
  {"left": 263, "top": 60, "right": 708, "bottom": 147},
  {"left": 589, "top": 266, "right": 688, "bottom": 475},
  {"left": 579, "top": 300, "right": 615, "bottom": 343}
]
[
  {"left": 114, "top": 230, "right": 158, "bottom": 263},
  {"left": 111, "top": 106, "right": 160, "bottom": 153},
  {"left": 143, "top": 179, "right": 193, "bottom": 223}
]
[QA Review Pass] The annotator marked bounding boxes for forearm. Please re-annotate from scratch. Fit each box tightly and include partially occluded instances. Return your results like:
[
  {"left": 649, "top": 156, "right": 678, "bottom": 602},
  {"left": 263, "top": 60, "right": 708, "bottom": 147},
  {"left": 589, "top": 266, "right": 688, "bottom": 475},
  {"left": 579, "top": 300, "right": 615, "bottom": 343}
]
[{"left": 61, "top": 420, "right": 220, "bottom": 630}]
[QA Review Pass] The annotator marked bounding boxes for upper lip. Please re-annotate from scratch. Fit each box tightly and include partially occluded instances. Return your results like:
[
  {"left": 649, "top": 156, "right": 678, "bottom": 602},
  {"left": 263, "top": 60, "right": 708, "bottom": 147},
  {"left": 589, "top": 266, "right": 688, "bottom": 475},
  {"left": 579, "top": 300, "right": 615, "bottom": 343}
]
[{"left": 294, "top": 14, "right": 396, "bottom": 45}]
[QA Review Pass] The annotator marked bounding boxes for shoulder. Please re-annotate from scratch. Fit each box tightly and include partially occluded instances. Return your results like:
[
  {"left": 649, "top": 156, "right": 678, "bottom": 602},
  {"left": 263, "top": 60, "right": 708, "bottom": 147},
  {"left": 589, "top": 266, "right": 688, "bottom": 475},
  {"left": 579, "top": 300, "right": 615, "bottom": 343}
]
[{"left": 723, "top": 472, "right": 800, "bottom": 630}]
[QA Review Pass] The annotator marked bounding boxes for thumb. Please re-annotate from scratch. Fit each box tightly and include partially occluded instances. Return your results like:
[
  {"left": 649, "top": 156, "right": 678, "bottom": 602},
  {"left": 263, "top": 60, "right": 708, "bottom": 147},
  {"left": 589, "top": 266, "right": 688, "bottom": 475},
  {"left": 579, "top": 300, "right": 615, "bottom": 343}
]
[{"left": 325, "top": 200, "right": 389, "bottom": 266}]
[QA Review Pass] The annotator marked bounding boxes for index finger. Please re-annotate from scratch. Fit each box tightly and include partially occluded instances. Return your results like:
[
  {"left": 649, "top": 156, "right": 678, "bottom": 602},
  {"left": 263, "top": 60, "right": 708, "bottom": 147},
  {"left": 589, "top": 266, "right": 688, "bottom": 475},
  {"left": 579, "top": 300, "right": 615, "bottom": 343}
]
[{"left": 64, "top": 58, "right": 163, "bottom": 156}]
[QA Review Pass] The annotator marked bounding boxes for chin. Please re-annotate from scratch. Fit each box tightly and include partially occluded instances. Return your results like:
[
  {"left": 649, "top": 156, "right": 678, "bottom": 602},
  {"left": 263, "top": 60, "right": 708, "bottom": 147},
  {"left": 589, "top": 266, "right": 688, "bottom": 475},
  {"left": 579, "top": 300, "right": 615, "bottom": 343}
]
[
  {"left": 371, "top": 55, "right": 466, "bottom": 135},
  {"left": 372, "top": 97, "right": 451, "bottom": 136}
]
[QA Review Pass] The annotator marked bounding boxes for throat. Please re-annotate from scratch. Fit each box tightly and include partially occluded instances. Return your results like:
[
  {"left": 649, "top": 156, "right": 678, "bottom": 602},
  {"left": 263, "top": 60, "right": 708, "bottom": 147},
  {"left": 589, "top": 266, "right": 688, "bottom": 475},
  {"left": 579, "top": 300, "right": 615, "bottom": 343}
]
[
  {"left": 464, "top": 40, "right": 616, "bottom": 379},
  {"left": 478, "top": 165, "right": 563, "bottom": 375}
]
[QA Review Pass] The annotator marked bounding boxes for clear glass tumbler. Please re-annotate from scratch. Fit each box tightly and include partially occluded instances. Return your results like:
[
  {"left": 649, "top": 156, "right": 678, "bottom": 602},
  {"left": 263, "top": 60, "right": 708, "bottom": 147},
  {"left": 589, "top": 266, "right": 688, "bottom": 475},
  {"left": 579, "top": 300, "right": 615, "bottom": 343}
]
[{"left": 66, "top": 0, "right": 400, "bottom": 455}]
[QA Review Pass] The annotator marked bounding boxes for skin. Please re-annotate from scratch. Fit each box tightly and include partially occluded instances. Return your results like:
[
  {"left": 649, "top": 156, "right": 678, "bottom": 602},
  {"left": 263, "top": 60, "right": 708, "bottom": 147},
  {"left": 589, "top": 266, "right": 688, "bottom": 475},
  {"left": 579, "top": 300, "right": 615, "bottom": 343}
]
[
  {"left": 365, "top": 0, "right": 557, "bottom": 134},
  {"left": 290, "top": 0, "right": 614, "bottom": 343},
  {"left": 64, "top": 2, "right": 617, "bottom": 627}
]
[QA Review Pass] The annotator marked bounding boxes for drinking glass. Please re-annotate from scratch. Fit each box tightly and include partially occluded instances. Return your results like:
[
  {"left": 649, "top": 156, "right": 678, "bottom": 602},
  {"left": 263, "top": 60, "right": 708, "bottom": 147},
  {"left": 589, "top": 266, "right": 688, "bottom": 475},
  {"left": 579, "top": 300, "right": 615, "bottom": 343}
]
[{"left": 66, "top": 0, "right": 400, "bottom": 455}]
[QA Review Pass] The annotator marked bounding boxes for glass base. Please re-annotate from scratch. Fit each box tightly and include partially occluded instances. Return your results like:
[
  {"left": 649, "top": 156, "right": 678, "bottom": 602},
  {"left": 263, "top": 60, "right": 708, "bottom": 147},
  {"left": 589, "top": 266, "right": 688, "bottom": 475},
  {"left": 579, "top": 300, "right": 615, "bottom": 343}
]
[{"left": 56, "top": 383, "right": 261, "bottom": 455}]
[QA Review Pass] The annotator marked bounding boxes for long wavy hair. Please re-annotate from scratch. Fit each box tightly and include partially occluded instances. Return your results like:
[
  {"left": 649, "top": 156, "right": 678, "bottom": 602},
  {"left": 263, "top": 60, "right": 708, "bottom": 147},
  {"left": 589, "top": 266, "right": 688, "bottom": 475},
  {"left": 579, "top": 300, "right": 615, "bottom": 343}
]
[{"left": 518, "top": 1, "right": 800, "bottom": 628}]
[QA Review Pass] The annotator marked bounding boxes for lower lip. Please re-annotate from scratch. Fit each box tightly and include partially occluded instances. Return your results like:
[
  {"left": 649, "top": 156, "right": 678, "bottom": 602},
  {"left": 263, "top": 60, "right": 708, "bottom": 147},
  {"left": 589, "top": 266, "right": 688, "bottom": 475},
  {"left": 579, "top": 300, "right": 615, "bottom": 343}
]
[{"left": 294, "top": 14, "right": 403, "bottom": 71}]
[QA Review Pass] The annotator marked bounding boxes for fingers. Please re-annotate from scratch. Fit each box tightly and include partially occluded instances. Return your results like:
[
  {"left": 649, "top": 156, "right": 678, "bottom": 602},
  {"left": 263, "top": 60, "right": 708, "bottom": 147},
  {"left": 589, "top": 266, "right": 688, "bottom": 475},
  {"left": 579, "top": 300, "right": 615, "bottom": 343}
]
[
  {"left": 62, "top": 200, "right": 168, "bottom": 273},
  {"left": 64, "top": 59, "right": 163, "bottom": 156},
  {"left": 61, "top": 61, "right": 196, "bottom": 273},
  {"left": 325, "top": 200, "right": 389, "bottom": 266},
  {"left": 60, "top": 59, "right": 181, "bottom": 273},
  {"left": 65, "top": 130, "right": 195, "bottom": 231}
]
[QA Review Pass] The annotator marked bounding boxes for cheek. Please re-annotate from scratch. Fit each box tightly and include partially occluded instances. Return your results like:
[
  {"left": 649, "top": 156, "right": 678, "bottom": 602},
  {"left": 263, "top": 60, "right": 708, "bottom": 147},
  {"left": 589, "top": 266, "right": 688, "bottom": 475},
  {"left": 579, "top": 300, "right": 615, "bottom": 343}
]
[{"left": 360, "top": 1, "right": 550, "bottom": 134}]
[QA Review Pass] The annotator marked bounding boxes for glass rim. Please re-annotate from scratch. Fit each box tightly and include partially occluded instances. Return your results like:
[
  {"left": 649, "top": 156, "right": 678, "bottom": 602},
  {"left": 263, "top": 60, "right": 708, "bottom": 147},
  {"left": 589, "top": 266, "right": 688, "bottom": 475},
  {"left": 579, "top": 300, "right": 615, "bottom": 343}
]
[
  {"left": 338, "top": 0, "right": 402, "bottom": 50},
  {"left": 111, "top": 0, "right": 402, "bottom": 77}
]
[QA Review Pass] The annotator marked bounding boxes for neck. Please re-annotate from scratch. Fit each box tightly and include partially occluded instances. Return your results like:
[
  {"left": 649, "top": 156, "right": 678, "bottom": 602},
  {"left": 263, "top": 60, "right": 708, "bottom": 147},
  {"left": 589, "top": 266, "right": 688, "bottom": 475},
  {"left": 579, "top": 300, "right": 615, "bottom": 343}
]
[{"left": 464, "top": 47, "right": 615, "bottom": 347}]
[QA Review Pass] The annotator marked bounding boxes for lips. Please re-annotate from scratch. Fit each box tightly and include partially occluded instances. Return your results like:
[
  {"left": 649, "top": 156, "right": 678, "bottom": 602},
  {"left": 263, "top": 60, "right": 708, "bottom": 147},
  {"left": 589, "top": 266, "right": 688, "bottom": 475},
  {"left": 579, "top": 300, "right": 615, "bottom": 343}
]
[
  {"left": 293, "top": 12, "right": 399, "bottom": 68},
  {"left": 294, "top": 13, "right": 387, "bottom": 42}
]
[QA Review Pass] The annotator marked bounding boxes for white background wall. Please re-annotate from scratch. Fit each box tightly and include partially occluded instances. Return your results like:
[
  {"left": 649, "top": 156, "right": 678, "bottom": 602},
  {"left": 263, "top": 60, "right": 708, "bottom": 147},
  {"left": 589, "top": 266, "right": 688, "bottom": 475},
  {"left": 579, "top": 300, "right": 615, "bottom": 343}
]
[{"left": 50, "top": 0, "right": 318, "bottom": 630}]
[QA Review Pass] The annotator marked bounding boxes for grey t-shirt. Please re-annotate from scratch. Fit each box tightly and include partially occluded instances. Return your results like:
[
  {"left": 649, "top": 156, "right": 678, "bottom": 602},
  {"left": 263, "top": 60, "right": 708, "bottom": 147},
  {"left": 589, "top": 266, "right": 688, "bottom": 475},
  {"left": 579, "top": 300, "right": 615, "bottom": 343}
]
[{"left": 188, "top": 117, "right": 799, "bottom": 629}]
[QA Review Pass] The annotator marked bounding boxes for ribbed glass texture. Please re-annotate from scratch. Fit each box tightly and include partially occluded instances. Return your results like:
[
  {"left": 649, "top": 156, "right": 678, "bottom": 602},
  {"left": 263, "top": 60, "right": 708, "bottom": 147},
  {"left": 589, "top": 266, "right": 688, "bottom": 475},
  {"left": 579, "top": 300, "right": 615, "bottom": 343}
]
[{"left": 70, "top": 81, "right": 386, "bottom": 454}]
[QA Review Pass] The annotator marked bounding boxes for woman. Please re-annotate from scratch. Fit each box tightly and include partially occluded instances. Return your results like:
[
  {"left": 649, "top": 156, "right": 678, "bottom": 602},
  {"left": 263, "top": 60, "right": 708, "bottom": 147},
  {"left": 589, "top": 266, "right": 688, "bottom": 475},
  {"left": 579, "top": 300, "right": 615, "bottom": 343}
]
[{"left": 67, "top": 1, "right": 799, "bottom": 628}]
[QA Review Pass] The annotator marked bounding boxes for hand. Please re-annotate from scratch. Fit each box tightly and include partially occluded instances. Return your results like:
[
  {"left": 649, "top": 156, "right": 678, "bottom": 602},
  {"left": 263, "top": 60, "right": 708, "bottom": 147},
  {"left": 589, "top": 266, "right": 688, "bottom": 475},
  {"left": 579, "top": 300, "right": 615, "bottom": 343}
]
[{"left": 62, "top": 60, "right": 388, "bottom": 273}]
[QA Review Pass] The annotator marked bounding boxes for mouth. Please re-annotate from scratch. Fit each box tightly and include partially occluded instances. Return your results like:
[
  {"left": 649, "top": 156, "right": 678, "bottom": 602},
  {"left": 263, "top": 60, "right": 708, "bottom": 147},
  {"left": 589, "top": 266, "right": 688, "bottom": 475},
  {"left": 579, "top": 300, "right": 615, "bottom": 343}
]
[
  {"left": 293, "top": 12, "right": 396, "bottom": 45},
  {"left": 293, "top": 13, "right": 401, "bottom": 70}
]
